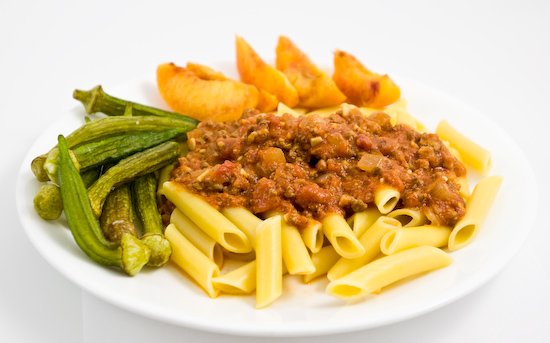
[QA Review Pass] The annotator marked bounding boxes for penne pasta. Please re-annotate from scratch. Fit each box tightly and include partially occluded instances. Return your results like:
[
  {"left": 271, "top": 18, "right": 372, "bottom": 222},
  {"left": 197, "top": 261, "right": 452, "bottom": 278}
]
[
  {"left": 221, "top": 207, "right": 261, "bottom": 249},
  {"left": 301, "top": 219, "right": 324, "bottom": 253},
  {"left": 436, "top": 120, "right": 492, "bottom": 175},
  {"left": 346, "top": 208, "right": 382, "bottom": 237},
  {"left": 281, "top": 219, "right": 315, "bottom": 275},
  {"left": 165, "top": 224, "right": 220, "bottom": 298},
  {"left": 163, "top": 181, "right": 253, "bottom": 254},
  {"left": 448, "top": 175, "right": 503, "bottom": 251},
  {"left": 302, "top": 245, "right": 341, "bottom": 283},
  {"left": 278, "top": 102, "right": 307, "bottom": 117},
  {"left": 170, "top": 208, "right": 224, "bottom": 268},
  {"left": 456, "top": 175, "right": 471, "bottom": 199},
  {"left": 386, "top": 208, "right": 428, "bottom": 228},
  {"left": 395, "top": 108, "right": 417, "bottom": 130},
  {"left": 212, "top": 260, "right": 257, "bottom": 294},
  {"left": 374, "top": 185, "right": 400, "bottom": 214},
  {"left": 255, "top": 215, "right": 283, "bottom": 309},
  {"left": 322, "top": 213, "right": 365, "bottom": 259},
  {"left": 380, "top": 225, "right": 452, "bottom": 255},
  {"left": 327, "top": 216, "right": 401, "bottom": 281},
  {"left": 326, "top": 246, "right": 453, "bottom": 301}
]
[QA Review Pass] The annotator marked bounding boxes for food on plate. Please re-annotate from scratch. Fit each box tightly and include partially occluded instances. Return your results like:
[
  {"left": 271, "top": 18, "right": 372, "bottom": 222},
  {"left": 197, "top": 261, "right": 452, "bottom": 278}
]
[
  {"left": 88, "top": 141, "right": 179, "bottom": 218},
  {"left": 184, "top": 62, "right": 279, "bottom": 113},
  {"left": 333, "top": 49, "right": 401, "bottom": 108},
  {"left": 29, "top": 36, "right": 503, "bottom": 308},
  {"left": 73, "top": 85, "right": 199, "bottom": 123},
  {"left": 275, "top": 35, "right": 346, "bottom": 108},
  {"left": 157, "top": 62, "right": 262, "bottom": 122},
  {"left": 33, "top": 184, "right": 63, "bottom": 220},
  {"left": 132, "top": 173, "right": 173, "bottom": 267},
  {"left": 56, "top": 135, "right": 151, "bottom": 276},
  {"left": 235, "top": 35, "right": 299, "bottom": 108}
]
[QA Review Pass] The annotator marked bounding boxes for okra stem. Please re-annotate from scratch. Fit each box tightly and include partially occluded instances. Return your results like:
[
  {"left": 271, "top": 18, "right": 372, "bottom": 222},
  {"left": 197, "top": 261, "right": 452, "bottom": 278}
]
[
  {"left": 73, "top": 85, "right": 199, "bottom": 125},
  {"left": 57, "top": 135, "right": 150, "bottom": 276}
]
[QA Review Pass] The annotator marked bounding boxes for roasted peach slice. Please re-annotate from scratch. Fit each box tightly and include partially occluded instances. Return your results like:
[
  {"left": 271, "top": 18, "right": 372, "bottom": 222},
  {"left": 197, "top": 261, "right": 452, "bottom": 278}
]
[
  {"left": 157, "top": 62, "right": 260, "bottom": 122},
  {"left": 185, "top": 62, "right": 278, "bottom": 113},
  {"left": 236, "top": 35, "right": 299, "bottom": 108},
  {"left": 276, "top": 36, "right": 346, "bottom": 109},
  {"left": 332, "top": 50, "right": 401, "bottom": 108}
]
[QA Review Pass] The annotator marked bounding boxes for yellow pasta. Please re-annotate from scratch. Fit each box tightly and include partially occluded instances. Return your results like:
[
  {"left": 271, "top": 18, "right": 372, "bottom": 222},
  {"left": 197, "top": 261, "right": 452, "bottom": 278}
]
[
  {"left": 380, "top": 225, "right": 452, "bottom": 255},
  {"left": 386, "top": 208, "right": 428, "bottom": 228},
  {"left": 436, "top": 120, "right": 492, "bottom": 175},
  {"left": 395, "top": 108, "right": 417, "bottom": 130},
  {"left": 170, "top": 208, "right": 224, "bottom": 269},
  {"left": 456, "top": 176, "right": 471, "bottom": 199},
  {"left": 346, "top": 208, "right": 382, "bottom": 237},
  {"left": 163, "top": 181, "right": 252, "bottom": 254},
  {"left": 221, "top": 207, "right": 261, "bottom": 249},
  {"left": 448, "top": 175, "right": 503, "bottom": 251},
  {"left": 277, "top": 102, "right": 307, "bottom": 117},
  {"left": 327, "top": 216, "right": 401, "bottom": 281},
  {"left": 326, "top": 246, "right": 453, "bottom": 301},
  {"left": 165, "top": 223, "right": 220, "bottom": 298},
  {"left": 322, "top": 213, "right": 365, "bottom": 259},
  {"left": 374, "top": 185, "right": 400, "bottom": 214},
  {"left": 301, "top": 219, "right": 324, "bottom": 253},
  {"left": 302, "top": 245, "right": 341, "bottom": 283},
  {"left": 281, "top": 219, "right": 315, "bottom": 275},
  {"left": 212, "top": 260, "right": 256, "bottom": 294},
  {"left": 255, "top": 215, "right": 283, "bottom": 309}
]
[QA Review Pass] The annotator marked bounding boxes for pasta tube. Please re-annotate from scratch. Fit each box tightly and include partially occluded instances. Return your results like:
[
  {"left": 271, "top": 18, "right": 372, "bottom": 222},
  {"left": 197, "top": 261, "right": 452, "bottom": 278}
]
[
  {"left": 436, "top": 120, "right": 492, "bottom": 175},
  {"left": 163, "top": 181, "right": 252, "bottom": 254},
  {"left": 374, "top": 185, "right": 400, "bottom": 214},
  {"left": 281, "top": 219, "right": 315, "bottom": 275},
  {"left": 165, "top": 224, "right": 220, "bottom": 298},
  {"left": 301, "top": 219, "right": 324, "bottom": 253},
  {"left": 170, "top": 208, "right": 224, "bottom": 269},
  {"left": 326, "top": 246, "right": 453, "bottom": 301},
  {"left": 212, "top": 260, "right": 256, "bottom": 294},
  {"left": 448, "top": 175, "right": 503, "bottom": 251},
  {"left": 255, "top": 215, "right": 283, "bottom": 309},
  {"left": 386, "top": 208, "right": 428, "bottom": 228},
  {"left": 328, "top": 216, "right": 401, "bottom": 281},
  {"left": 380, "top": 225, "right": 452, "bottom": 255},
  {"left": 346, "top": 208, "right": 382, "bottom": 237},
  {"left": 322, "top": 213, "right": 365, "bottom": 259},
  {"left": 303, "top": 245, "right": 341, "bottom": 283},
  {"left": 221, "top": 207, "right": 261, "bottom": 249}
]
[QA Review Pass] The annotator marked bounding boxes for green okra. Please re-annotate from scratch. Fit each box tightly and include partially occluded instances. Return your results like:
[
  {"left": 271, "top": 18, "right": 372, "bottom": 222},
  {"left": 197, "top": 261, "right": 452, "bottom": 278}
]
[
  {"left": 132, "top": 173, "right": 172, "bottom": 267},
  {"left": 57, "top": 135, "right": 150, "bottom": 276},
  {"left": 99, "top": 183, "right": 137, "bottom": 243},
  {"left": 88, "top": 141, "right": 179, "bottom": 218},
  {"left": 32, "top": 115, "right": 196, "bottom": 182},
  {"left": 33, "top": 184, "right": 63, "bottom": 220},
  {"left": 73, "top": 85, "right": 199, "bottom": 125},
  {"left": 73, "top": 128, "right": 184, "bottom": 172}
]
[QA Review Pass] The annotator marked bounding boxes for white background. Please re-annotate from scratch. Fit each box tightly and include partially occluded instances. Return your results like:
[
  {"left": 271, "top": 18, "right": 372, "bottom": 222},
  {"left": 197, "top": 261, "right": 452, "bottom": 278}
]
[{"left": 2, "top": 0, "right": 549, "bottom": 342}]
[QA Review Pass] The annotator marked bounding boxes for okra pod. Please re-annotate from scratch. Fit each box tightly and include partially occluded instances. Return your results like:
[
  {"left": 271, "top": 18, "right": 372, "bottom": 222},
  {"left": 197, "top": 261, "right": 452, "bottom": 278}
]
[
  {"left": 88, "top": 141, "right": 179, "bottom": 218},
  {"left": 57, "top": 135, "right": 150, "bottom": 276},
  {"left": 73, "top": 129, "right": 184, "bottom": 172},
  {"left": 99, "top": 183, "right": 137, "bottom": 242},
  {"left": 32, "top": 115, "right": 196, "bottom": 181},
  {"left": 73, "top": 85, "right": 199, "bottom": 125},
  {"left": 133, "top": 173, "right": 172, "bottom": 267},
  {"left": 33, "top": 184, "right": 63, "bottom": 220}
]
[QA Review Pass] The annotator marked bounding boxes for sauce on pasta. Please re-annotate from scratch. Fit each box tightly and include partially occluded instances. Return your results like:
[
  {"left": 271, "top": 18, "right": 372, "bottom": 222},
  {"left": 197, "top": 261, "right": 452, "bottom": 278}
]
[{"left": 167, "top": 107, "right": 467, "bottom": 229}]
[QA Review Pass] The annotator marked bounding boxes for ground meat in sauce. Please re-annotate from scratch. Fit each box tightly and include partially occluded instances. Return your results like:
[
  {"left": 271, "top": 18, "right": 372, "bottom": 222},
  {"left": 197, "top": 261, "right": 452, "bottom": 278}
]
[{"left": 167, "top": 106, "right": 467, "bottom": 229}]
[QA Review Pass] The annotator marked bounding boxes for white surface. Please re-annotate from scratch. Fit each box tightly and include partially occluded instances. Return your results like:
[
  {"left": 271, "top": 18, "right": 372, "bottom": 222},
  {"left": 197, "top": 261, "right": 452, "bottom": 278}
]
[
  {"left": 2, "top": 0, "right": 549, "bottom": 342},
  {"left": 16, "top": 73, "right": 535, "bottom": 336}
]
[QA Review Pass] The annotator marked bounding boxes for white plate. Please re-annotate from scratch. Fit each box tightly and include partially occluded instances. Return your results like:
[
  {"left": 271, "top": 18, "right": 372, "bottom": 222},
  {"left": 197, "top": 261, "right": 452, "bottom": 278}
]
[{"left": 16, "top": 72, "right": 537, "bottom": 337}]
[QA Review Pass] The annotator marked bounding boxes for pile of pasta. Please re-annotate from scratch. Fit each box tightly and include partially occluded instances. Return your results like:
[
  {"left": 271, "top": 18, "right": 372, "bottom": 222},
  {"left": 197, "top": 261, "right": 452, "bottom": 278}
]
[{"left": 159, "top": 99, "right": 502, "bottom": 309}]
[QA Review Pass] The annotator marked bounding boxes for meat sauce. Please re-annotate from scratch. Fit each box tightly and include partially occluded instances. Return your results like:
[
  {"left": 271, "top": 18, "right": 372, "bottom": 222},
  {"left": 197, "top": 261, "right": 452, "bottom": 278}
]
[{"left": 168, "top": 106, "right": 467, "bottom": 229}]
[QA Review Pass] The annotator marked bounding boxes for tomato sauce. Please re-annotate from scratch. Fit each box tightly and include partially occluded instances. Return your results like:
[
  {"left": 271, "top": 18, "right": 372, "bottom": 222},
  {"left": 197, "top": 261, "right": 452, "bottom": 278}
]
[{"left": 168, "top": 107, "right": 467, "bottom": 229}]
